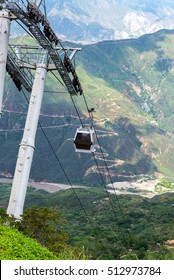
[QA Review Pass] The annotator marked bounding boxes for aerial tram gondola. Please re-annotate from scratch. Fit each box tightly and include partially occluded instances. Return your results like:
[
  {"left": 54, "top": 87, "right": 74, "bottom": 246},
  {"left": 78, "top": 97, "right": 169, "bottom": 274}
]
[{"left": 74, "top": 126, "right": 96, "bottom": 153}]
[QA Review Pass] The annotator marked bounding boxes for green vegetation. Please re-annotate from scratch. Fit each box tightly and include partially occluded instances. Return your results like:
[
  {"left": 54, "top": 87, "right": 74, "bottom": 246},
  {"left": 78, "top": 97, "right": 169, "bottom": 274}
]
[
  {"left": 0, "top": 206, "right": 88, "bottom": 260},
  {"left": 155, "top": 179, "right": 174, "bottom": 193},
  {"left": 0, "top": 223, "right": 88, "bottom": 260},
  {"left": 16, "top": 207, "right": 68, "bottom": 253},
  {"left": 1, "top": 183, "right": 174, "bottom": 259},
  {"left": 0, "top": 224, "right": 58, "bottom": 260}
]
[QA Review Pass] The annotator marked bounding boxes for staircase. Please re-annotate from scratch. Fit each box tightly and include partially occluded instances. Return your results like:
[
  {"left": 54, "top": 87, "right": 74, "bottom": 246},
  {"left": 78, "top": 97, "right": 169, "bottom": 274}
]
[{"left": 6, "top": 1, "right": 82, "bottom": 95}]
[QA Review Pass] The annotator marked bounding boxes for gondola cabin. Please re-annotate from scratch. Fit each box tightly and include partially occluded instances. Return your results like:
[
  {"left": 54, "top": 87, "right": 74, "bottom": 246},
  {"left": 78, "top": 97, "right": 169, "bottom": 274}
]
[{"left": 74, "top": 126, "right": 96, "bottom": 153}]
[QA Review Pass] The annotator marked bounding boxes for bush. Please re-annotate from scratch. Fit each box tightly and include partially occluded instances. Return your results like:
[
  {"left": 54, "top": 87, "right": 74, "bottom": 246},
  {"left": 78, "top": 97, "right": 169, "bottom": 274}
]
[
  {"left": 16, "top": 207, "right": 68, "bottom": 254},
  {"left": 0, "top": 224, "right": 58, "bottom": 260}
]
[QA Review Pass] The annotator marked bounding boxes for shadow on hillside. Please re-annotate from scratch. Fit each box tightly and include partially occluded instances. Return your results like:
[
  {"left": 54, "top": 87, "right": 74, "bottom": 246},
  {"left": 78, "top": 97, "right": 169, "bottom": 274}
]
[
  {"left": 154, "top": 58, "right": 174, "bottom": 74},
  {"left": 108, "top": 117, "right": 157, "bottom": 178},
  {"left": 135, "top": 29, "right": 174, "bottom": 54}
]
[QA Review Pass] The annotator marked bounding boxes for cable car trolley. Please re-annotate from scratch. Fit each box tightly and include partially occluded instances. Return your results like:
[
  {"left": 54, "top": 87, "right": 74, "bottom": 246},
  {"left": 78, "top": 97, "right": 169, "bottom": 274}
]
[{"left": 74, "top": 126, "right": 96, "bottom": 153}]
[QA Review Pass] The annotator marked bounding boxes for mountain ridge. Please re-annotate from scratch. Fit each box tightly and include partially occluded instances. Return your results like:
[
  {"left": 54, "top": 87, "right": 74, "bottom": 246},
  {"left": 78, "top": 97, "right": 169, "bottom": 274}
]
[
  {"left": 45, "top": 0, "right": 174, "bottom": 43},
  {"left": 1, "top": 29, "right": 174, "bottom": 184},
  {"left": 9, "top": 1, "right": 174, "bottom": 43}
]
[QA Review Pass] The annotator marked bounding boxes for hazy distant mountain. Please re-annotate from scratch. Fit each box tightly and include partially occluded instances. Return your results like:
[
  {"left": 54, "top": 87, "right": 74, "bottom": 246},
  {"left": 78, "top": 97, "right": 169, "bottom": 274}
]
[{"left": 44, "top": 0, "right": 174, "bottom": 42}]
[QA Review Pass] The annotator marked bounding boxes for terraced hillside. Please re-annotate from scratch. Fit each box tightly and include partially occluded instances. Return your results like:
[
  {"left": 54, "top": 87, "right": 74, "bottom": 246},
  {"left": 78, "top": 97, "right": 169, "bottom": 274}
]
[{"left": 1, "top": 30, "right": 174, "bottom": 185}]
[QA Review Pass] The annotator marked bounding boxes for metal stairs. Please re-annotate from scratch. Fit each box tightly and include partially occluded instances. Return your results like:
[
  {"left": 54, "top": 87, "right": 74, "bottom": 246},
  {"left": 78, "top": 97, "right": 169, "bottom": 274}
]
[
  {"left": 6, "top": 1, "right": 83, "bottom": 95},
  {"left": 7, "top": 45, "right": 33, "bottom": 92}
]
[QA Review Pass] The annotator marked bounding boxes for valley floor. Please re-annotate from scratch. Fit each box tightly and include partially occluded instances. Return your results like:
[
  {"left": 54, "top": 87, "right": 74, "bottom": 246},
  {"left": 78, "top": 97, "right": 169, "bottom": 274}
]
[
  {"left": 108, "top": 180, "right": 160, "bottom": 198},
  {"left": 0, "top": 178, "right": 164, "bottom": 198},
  {"left": 0, "top": 178, "right": 88, "bottom": 192}
]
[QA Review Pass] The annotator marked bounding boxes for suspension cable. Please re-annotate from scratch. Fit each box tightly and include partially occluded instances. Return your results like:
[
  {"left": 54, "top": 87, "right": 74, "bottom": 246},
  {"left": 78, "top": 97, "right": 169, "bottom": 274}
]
[
  {"left": 65, "top": 86, "right": 131, "bottom": 247},
  {"left": 67, "top": 74, "right": 132, "bottom": 246},
  {"left": 92, "top": 152, "right": 130, "bottom": 247},
  {"left": 20, "top": 87, "right": 111, "bottom": 257},
  {"left": 50, "top": 66, "right": 129, "bottom": 240}
]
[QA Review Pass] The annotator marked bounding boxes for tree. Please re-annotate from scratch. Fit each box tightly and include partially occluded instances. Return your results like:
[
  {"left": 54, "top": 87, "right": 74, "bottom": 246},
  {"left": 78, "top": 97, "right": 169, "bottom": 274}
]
[
  {"left": 0, "top": 208, "right": 16, "bottom": 227},
  {"left": 17, "top": 207, "right": 68, "bottom": 254}
]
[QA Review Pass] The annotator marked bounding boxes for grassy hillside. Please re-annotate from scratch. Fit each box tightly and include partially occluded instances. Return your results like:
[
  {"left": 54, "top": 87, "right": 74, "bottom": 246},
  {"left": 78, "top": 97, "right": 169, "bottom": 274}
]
[
  {"left": 1, "top": 31, "right": 174, "bottom": 183},
  {"left": 0, "top": 223, "right": 88, "bottom": 260},
  {"left": 0, "top": 224, "right": 58, "bottom": 260}
]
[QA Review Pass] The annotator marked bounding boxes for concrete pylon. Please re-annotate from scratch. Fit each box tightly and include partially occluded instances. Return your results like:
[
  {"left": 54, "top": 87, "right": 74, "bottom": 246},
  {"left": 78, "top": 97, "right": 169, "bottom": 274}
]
[{"left": 7, "top": 64, "right": 47, "bottom": 219}]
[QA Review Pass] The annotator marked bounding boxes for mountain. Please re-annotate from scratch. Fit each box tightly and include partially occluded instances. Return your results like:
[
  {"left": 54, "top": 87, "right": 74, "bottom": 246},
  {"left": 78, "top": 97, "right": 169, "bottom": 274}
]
[
  {"left": 45, "top": 0, "right": 174, "bottom": 42},
  {"left": 8, "top": 0, "right": 174, "bottom": 43},
  {"left": 2, "top": 30, "right": 174, "bottom": 185}
]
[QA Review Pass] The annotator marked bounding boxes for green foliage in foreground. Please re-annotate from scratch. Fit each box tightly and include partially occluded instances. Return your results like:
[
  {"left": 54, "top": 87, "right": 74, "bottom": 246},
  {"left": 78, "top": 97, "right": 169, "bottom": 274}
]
[
  {"left": 16, "top": 207, "right": 68, "bottom": 254},
  {"left": 0, "top": 207, "right": 89, "bottom": 260},
  {"left": 0, "top": 224, "right": 58, "bottom": 260}
]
